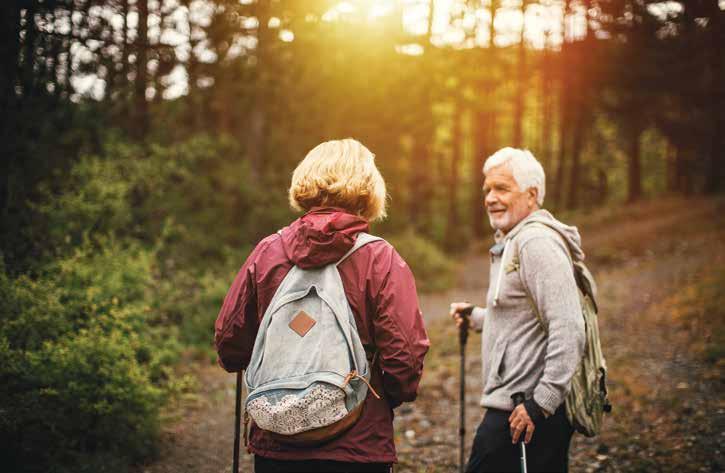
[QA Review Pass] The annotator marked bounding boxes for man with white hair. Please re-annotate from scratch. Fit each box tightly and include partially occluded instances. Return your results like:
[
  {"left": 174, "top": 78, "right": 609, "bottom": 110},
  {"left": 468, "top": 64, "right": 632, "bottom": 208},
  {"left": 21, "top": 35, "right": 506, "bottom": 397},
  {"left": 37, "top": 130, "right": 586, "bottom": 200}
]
[{"left": 451, "top": 147, "right": 586, "bottom": 472}]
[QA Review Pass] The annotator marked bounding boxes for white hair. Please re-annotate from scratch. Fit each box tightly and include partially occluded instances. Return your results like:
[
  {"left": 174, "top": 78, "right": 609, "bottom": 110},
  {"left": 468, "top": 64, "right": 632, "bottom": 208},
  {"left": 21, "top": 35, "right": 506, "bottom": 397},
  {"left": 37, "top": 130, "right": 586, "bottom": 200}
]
[{"left": 483, "top": 147, "right": 546, "bottom": 206}]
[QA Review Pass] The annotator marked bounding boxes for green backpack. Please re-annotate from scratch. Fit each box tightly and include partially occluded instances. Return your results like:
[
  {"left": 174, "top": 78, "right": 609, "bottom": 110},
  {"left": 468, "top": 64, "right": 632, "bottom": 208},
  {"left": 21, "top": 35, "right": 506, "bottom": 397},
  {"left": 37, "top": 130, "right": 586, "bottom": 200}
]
[{"left": 512, "top": 225, "right": 612, "bottom": 437}]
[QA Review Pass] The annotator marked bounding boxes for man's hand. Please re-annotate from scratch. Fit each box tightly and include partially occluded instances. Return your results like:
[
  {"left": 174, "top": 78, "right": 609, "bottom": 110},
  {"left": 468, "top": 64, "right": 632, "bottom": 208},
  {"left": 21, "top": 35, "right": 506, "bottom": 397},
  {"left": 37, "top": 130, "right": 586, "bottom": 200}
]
[
  {"left": 450, "top": 302, "right": 474, "bottom": 329},
  {"left": 508, "top": 404, "right": 535, "bottom": 444}
]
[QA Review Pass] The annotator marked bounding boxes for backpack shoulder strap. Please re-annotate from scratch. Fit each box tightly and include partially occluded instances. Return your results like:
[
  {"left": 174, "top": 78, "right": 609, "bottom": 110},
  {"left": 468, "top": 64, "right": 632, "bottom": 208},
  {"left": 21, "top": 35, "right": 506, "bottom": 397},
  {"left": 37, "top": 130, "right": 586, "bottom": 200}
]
[
  {"left": 512, "top": 222, "right": 573, "bottom": 335},
  {"left": 519, "top": 222, "right": 573, "bottom": 263},
  {"left": 522, "top": 281, "right": 549, "bottom": 335},
  {"left": 336, "top": 232, "right": 384, "bottom": 266},
  {"left": 518, "top": 222, "right": 598, "bottom": 309}
]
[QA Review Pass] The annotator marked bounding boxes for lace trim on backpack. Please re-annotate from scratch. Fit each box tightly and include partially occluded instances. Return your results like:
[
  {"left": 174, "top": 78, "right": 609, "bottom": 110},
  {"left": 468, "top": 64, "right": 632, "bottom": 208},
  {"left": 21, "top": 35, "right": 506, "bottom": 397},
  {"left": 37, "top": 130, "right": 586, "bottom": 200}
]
[{"left": 247, "top": 383, "right": 348, "bottom": 435}]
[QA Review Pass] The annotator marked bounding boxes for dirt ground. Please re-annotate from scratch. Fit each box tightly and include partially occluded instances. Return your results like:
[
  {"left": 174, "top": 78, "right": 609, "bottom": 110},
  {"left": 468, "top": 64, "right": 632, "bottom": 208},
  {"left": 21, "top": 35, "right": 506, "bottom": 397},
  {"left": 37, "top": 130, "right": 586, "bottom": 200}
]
[{"left": 136, "top": 197, "right": 725, "bottom": 473}]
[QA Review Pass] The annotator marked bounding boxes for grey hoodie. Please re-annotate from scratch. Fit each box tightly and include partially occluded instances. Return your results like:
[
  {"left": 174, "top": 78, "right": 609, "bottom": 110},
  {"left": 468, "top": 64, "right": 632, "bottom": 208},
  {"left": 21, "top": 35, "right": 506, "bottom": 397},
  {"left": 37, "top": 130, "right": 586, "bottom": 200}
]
[{"left": 469, "top": 209, "right": 586, "bottom": 414}]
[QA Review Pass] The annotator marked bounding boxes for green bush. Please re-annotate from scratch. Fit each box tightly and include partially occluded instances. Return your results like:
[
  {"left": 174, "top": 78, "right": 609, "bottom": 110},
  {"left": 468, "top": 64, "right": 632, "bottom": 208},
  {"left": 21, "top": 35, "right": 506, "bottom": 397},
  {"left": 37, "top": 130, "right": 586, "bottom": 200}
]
[
  {"left": 0, "top": 244, "right": 172, "bottom": 472},
  {"left": 0, "top": 134, "right": 293, "bottom": 471},
  {"left": 152, "top": 256, "right": 243, "bottom": 350},
  {"left": 0, "top": 137, "right": 287, "bottom": 471},
  {"left": 386, "top": 231, "right": 457, "bottom": 293},
  {"left": 31, "top": 156, "right": 135, "bottom": 250},
  {"left": 30, "top": 134, "right": 292, "bottom": 262}
]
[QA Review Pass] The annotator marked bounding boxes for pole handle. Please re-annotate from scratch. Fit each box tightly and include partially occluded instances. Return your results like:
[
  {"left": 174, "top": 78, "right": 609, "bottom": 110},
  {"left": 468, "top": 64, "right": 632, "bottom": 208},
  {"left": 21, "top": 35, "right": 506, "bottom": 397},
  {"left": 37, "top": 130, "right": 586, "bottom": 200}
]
[
  {"left": 510, "top": 392, "right": 528, "bottom": 473},
  {"left": 457, "top": 305, "right": 473, "bottom": 346}
]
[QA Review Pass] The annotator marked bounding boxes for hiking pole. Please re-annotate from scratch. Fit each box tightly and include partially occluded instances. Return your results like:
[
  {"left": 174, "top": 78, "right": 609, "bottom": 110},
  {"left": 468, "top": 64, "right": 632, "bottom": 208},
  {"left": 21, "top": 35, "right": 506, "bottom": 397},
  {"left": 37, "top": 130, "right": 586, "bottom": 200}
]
[
  {"left": 458, "top": 307, "right": 472, "bottom": 473},
  {"left": 233, "top": 371, "right": 242, "bottom": 473},
  {"left": 511, "top": 392, "right": 528, "bottom": 473}
]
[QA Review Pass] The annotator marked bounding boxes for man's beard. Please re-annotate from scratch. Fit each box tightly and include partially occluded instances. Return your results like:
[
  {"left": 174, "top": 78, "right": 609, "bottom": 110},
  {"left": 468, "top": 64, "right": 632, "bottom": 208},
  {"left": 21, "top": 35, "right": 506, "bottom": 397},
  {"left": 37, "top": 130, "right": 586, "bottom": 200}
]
[
  {"left": 487, "top": 210, "right": 508, "bottom": 231},
  {"left": 487, "top": 213, "right": 498, "bottom": 230}
]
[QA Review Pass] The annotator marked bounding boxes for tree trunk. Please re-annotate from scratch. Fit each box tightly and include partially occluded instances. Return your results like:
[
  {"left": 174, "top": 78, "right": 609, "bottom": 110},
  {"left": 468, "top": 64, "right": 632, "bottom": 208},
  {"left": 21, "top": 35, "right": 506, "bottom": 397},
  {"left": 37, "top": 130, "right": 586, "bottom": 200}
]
[
  {"left": 565, "top": 0, "right": 594, "bottom": 210},
  {"left": 184, "top": 0, "right": 200, "bottom": 130},
  {"left": 552, "top": 0, "right": 571, "bottom": 208},
  {"left": 472, "top": 109, "right": 488, "bottom": 237},
  {"left": 246, "top": 0, "right": 273, "bottom": 182},
  {"left": 47, "top": 8, "right": 62, "bottom": 98},
  {"left": 135, "top": 0, "right": 149, "bottom": 139},
  {"left": 597, "top": 169, "right": 608, "bottom": 205},
  {"left": 665, "top": 142, "right": 678, "bottom": 193},
  {"left": 512, "top": 0, "right": 527, "bottom": 147},
  {"left": 705, "top": 1, "right": 724, "bottom": 193},
  {"left": 679, "top": 148, "right": 693, "bottom": 195},
  {"left": 408, "top": 0, "right": 436, "bottom": 232},
  {"left": 627, "top": 125, "right": 643, "bottom": 203},
  {"left": 540, "top": 30, "right": 553, "bottom": 172},
  {"left": 64, "top": 2, "right": 75, "bottom": 99},
  {"left": 0, "top": 2, "right": 20, "bottom": 84},
  {"left": 553, "top": 88, "right": 568, "bottom": 208},
  {"left": 471, "top": 1, "right": 499, "bottom": 237},
  {"left": 121, "top": 0, "right": 130, "bottom": 92},
  {"left": 0, "top": 3, "right": 22, "bottom": 110},
  {"left": 152, "top": 3, "right": 167, "bottom": 105},
  {"left": 21, "top": 1, "right": 38, "bottom": 96},
  {"left": 409, "top": 136, "right": 431, "bottom": 229},
  {"left": 446, "top": 101, "right": 463, "bottom": 250},
  {"left": 0, "top": 3, "right": 23, "bottom": 218},
  {"left": 566, "top": 106, "right": 587, "bottom": 209}
]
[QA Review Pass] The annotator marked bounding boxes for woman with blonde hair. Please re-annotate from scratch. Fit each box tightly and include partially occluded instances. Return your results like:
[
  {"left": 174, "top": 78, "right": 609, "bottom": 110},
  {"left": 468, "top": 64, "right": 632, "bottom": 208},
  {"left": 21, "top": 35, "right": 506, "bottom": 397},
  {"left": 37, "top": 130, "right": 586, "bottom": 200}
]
[{"left": 215, "top": 138, "right": 429, "bottom": 473}]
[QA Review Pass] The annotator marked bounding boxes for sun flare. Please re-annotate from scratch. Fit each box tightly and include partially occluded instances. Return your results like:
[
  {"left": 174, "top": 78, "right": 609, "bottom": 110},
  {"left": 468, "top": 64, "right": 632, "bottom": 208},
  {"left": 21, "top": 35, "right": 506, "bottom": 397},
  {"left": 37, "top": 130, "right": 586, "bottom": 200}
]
[{"left": 323, "top": 0, "right": 585, "bottom": 49}]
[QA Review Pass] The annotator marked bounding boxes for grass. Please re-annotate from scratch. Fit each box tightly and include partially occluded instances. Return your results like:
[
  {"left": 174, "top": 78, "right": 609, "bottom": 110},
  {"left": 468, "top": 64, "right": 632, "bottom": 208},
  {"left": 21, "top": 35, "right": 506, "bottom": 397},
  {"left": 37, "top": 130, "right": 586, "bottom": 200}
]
[
  {"left": 651, "top": 266, "right": 725, "bottom": 372},
  {"left": 573, "top": 196, "right": 725, "bottom": 267},
  {"left": 557, "top": 195, "right": 725, "bottom": 231},
  {"left": 575, "top": 226, "right": 725, "bottom": 473}
]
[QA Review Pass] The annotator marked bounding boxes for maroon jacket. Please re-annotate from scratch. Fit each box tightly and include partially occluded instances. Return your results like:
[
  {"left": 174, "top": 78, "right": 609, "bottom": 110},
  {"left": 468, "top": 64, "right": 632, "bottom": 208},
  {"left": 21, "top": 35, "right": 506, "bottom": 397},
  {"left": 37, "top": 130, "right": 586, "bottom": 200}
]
[{"left": 214, "top": 207, "right": 429, "bottom": 463}]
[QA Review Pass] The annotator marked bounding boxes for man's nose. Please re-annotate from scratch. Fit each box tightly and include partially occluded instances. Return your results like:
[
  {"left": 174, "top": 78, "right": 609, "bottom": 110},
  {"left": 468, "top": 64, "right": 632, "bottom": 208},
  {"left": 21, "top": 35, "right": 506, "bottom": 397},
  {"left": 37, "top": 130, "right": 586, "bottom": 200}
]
[{"left": 484, "top": 192, "right": 497, "bottom": 207}]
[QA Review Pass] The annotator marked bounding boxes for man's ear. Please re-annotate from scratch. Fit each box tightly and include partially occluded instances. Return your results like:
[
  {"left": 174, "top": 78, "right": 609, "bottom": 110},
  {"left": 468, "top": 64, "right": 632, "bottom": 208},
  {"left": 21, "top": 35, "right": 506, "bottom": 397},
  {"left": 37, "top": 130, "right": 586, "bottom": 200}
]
[{"left": 528, "top": 187, "right": 539, "bottom": 208}]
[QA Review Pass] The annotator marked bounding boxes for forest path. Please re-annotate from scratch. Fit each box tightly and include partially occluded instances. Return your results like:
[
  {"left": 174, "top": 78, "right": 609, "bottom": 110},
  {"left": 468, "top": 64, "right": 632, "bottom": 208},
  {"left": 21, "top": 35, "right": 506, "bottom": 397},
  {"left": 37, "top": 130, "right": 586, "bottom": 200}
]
[{"left": 137, "top": 197, "right": 724, "bottom": 473}]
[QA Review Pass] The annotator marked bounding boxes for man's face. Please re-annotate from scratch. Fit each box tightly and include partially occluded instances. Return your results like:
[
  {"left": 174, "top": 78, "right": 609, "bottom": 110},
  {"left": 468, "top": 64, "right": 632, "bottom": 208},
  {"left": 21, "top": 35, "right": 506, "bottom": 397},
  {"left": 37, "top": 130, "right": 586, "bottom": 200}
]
[{"left": 483, "top": 164, "right": 538, "bottom": 234}]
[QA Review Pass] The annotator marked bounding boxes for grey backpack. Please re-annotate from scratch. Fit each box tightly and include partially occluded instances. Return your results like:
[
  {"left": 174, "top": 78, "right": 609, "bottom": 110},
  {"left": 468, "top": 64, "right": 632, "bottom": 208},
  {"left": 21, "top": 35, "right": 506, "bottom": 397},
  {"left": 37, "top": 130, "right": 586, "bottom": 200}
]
[{"left": 244, "top": 232, "right": 381, "bottom": 444}]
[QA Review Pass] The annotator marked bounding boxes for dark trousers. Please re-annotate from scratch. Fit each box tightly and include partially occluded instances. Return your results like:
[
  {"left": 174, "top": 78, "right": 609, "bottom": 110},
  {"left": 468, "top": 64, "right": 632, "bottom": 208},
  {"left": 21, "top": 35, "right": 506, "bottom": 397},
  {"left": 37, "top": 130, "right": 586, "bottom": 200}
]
[
  {"left": 465, "top": 405, "right": 574, "bottom": 473},
  {"left": 254, "top": 456, "right": 392, "bottom": 473}
]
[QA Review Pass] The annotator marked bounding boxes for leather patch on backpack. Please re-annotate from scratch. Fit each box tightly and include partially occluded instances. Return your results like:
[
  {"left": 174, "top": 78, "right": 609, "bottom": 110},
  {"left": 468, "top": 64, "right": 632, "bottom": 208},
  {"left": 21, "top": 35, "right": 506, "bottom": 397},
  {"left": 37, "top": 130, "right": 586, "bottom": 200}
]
[{"left": 289, "top": 310, "right": 316, "bottom": 337}]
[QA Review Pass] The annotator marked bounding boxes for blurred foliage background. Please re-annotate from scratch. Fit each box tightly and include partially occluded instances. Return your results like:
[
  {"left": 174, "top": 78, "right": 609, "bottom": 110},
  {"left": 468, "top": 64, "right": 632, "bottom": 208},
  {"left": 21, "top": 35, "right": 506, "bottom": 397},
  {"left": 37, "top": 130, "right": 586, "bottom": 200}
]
[{"left": 0, "top": 0, "right": 723, "bottom": 471}]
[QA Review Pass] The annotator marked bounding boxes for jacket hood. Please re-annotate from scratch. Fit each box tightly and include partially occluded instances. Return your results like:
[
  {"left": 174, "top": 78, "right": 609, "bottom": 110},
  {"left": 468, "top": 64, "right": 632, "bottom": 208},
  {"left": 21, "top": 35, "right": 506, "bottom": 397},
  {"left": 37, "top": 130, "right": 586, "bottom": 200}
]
[
  {"left": 497, "top": 209, "right": 585, "bottom": 262},
  {"left": 280, "top": 207, "right": 370, "bottom": 269}
]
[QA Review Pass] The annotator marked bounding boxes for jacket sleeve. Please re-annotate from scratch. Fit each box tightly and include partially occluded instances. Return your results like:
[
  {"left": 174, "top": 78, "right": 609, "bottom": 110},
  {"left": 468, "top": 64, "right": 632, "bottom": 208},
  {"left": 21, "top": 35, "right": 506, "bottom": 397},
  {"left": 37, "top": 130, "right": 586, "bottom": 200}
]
[
  {"left": 371, "top": 246, "right": 430, "bottom": 407},
  {"left": 214, "top": 243, "right": 264, "bottom": 373},
  {"left": 519, "top": 236, "right": 585, "bottom": 415}
]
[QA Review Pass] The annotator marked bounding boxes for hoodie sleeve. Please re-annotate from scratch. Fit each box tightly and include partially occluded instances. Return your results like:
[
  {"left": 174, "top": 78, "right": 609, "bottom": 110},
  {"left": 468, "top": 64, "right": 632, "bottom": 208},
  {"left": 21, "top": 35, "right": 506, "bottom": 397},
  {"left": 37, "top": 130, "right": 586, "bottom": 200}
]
[
  {"left": 213, "top": 242, "right": 266, "bottom": 373},
  {"left": 519, "top": 235, "right": 585, "bottom": 415},
  {"left": 470, "top": 306, "right": 487, "bottom": 332},
  {"left": 370, "top": 245, "right": 430, "bottom": 407}
]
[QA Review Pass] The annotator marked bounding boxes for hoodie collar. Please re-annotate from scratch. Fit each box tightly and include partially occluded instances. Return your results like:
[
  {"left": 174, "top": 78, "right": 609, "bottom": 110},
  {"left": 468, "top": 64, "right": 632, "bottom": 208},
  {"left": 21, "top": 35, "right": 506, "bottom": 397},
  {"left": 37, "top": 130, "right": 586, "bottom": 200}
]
[
  {"left": 490, "top": 208, "right": 584, "bottom": 262},
  {"left": 280, "top": 207, "right": 369, "bottom": 269}
]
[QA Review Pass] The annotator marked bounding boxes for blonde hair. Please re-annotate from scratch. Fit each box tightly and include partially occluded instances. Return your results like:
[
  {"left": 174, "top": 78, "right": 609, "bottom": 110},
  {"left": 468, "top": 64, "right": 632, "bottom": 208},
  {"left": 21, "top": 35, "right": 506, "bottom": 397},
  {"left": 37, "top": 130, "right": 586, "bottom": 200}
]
[{"left": 288, "top": 139, "right": 388, "bottom": 221}]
